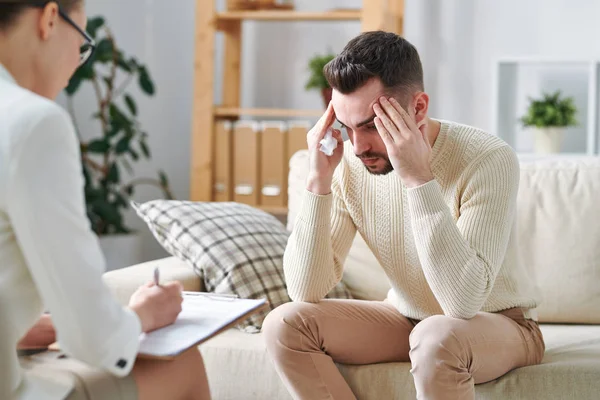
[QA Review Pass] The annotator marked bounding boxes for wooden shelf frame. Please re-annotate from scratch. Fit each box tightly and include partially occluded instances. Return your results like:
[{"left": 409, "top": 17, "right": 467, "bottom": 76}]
[
  {"left": 215, "top": 107, "right": 324, "bottom": 118},
  {"left": 216, "top": 10, "right": 362, "bottom": 22},
  {"left": 191, "top": 0, "right": 405, "bottom": 207}
]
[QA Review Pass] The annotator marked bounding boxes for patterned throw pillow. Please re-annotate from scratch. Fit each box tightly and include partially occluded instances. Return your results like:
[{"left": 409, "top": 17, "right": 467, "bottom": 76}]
[{"left": 132, "top": 200, "right": 352, "bottom": 331}]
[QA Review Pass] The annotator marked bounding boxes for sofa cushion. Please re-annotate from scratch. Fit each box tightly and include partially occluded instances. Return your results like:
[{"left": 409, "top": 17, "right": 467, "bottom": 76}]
[
  {"left": 288, "top": 151, "right": 600, "bottom": 323},
  {"left": 133, "top": 200, "right": 352, "bottom": 331},
  {"left": 199, "top": 324, "right": 600, "bottom": 400},
  {"left": 342, "top": 234, "right": 390, "bottom": 301},
  {"left": 517, "top": 157, "right": 600, "bottom": 323}
]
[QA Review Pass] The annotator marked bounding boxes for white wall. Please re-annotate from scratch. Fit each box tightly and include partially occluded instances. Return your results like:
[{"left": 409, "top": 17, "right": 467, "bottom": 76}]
[
  {"left": 405, "top": 0, "right": 600, "bottom": 147},
  {"left": 64, "top": 0, "right": 600, "bottom": 261}
]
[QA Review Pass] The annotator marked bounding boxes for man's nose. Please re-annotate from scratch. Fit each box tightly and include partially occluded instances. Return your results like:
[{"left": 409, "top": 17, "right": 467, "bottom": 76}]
[{"left": 352, "top": 133, "right": 371, "bottom": 156}]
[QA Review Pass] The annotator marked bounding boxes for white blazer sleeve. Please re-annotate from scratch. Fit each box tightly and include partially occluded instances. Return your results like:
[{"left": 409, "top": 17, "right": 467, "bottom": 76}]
[{"left": 6, "top": 106, "right": 141, "bottom": 377}]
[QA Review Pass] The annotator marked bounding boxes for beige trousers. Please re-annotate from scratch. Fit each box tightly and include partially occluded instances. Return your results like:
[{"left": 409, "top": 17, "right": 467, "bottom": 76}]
[{"left": 263, "top": 299, "right": 545, "bottom": 400}]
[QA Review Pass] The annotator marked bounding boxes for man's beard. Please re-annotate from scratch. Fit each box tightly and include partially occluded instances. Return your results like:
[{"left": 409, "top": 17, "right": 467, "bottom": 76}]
[{"left": 356, "top": 151, "right": 394, "bottom": 175}]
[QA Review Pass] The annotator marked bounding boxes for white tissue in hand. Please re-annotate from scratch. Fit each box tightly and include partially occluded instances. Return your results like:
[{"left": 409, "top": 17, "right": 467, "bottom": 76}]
[{"left": 319, "top": 128, "right": 338, "bottom": 156}]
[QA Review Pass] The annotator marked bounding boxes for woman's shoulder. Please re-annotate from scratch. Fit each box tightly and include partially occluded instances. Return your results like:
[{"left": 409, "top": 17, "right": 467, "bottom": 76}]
[
  {"left": 10, "top": 85, "right": 71, "bottom": 130},
  {"left": 1, "top": 84, "right": 74, "bottom": 151}
]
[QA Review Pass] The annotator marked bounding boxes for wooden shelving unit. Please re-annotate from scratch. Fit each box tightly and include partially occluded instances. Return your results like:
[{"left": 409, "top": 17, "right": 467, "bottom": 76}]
[{"left": 191, "top": 0, "right": 405, "bottom": 215}]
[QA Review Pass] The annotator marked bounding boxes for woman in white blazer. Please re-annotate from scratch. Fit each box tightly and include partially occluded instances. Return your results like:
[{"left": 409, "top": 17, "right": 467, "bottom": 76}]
[{"left": 0, "top": 1, "right": 211, "bottom": 399}]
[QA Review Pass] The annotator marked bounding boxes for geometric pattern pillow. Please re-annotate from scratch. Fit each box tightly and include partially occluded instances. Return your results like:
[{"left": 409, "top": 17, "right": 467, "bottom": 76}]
[{"left": 132, "top": 200, "right": 352, "bottom": 332}]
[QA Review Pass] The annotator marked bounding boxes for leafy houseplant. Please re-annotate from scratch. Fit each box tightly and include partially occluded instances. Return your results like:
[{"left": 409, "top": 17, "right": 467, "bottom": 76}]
[
  {"left": 520, "top": 90, "right": 578, "bottom": 154},
  {"left": 305, "top": 52, "right": 336, "bottom": 109},
  {"left": 65, "top": 16, "right": 173, "bottom": 236}
]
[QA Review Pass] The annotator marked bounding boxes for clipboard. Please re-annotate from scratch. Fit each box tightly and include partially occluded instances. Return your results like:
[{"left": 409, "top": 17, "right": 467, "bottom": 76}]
[
  {"left": 48, "top": 292, "right": 269, "bottom": 361},
  {"left": 136, "top": 292, "right": 269, "bottom": 360}
]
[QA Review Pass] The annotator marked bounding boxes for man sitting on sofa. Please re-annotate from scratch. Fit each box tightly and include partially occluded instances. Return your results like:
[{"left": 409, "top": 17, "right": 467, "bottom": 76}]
[{"left": 262, "top": 31, "right": 545, "bottom": 400}]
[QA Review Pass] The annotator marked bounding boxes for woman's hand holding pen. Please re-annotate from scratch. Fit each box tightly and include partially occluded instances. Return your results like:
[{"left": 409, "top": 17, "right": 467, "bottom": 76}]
[{"left": 129, "top": 268, "right": 184, "bottom": 333}]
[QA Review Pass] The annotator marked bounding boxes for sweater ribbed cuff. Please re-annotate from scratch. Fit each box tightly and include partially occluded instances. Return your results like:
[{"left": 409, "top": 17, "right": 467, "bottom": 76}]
[
  {"left": 406, "top": 179, "right": 447, "bottom": 219},
  {"left": 298, "top": 189, "right": 333, "bottom": 227}
]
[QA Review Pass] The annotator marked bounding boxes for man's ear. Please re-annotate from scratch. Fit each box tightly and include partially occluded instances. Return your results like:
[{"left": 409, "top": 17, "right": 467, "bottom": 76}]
[
  {"left": 412, "top": 92, "right": 429, "bottom": 132},
  {"left": 37, "top": 2, "right": 60, "bottom": 41},
  {"left": 413, "top": 92, "right": 429, "bottom": 122}
]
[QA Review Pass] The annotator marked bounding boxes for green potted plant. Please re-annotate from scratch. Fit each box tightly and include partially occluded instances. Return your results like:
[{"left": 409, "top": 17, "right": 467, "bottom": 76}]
[
  {"left": 520, "top": 90, "right": 577, "bottom": 154},
  {"left": 65, "top": 16, "right": 173, "bottom": 270},
  {"left": 305, "top": 52, "right": 336, "bottom": 109}
]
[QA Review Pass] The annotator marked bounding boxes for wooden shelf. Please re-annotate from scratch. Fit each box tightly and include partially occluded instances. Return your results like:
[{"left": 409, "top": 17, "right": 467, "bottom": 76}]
[
  {"left": 216, "top": 9, "right": 362, "bottom": 22},
  {"left": 215, "top": 107, "right": 323, "bottom": 118}
]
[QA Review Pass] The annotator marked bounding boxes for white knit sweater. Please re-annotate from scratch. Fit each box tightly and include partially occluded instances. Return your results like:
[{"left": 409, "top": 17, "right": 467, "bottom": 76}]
[{"left": 284, "top": 120, "right": 540, "bottom": 320}]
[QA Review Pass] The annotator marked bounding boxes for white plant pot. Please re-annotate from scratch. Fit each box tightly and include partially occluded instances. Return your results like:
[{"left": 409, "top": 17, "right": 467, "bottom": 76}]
[
  {"left": 98, "top": 233, "right": 143, "bottom": 272},
  {"left": 533, "top": 127, "right": 564, "bottom": 154}
]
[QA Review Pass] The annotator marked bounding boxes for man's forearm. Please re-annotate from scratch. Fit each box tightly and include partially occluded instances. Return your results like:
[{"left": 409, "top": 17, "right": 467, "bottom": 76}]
[
  {"left": 284, "top": 191, "right": 339, "bottom": 302},
  {"left": 407, "top": 180, "right": 512, "bottom": 319}
]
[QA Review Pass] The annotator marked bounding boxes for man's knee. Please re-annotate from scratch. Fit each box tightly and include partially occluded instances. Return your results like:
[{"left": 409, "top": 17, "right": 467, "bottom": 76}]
[
  {"left": 409, "top": 315, "right": 465, "bottom": 368},
  {"left": 262, "top": 302, "right": 321, "bottom": 352}
]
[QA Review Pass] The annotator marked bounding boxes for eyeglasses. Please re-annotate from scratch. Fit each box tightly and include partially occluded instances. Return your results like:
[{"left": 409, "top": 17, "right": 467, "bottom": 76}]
[
  {"left": 57, "top": 8, "right": 95, "bottom": 66},
  {"left": 2, "top": 1, "right": 97, "bottom": 65}
]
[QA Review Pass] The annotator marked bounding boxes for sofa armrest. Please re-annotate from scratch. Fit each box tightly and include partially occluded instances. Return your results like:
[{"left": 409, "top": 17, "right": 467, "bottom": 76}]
[{"left": 102, "top": 256, "right": 203, "bottom": 306}]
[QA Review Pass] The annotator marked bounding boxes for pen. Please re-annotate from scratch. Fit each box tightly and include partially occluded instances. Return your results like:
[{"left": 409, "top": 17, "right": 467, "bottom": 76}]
[{"left": 154, "top": 266, "right": 160, "bottom": 287}]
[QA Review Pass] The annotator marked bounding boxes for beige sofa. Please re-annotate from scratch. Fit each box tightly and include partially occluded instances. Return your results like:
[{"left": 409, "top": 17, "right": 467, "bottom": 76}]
[{"left": 104, "top": 151, "right": 600, "bottom": 399}]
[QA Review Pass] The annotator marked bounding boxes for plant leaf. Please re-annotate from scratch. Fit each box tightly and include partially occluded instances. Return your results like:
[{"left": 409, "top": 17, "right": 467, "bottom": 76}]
[
  {"left": 129, "top": 147, "right": 139, "bottom": 161},
  {"left": 109, "top": 103, "right": 131, "bottom": 128},
  {"left": 117, "top": 57, "right": 133, "bottom": 73},
  {"left": 86, "top": 17, "right": 105, "bottom": 39},
  {"left": 106, "top": 123, "right": 122, "bottom": 138},
  {"left": 138, "top": 66, "right": 155, "bottom": 95},
  {"left": 87, "top": 139, "right": 110, "bottom": 153},
  {"left": 103, "top": 76, "right": 113, "bottom": 90},
  {"left": 305, "top": 53, "right": 336, "bottom": 90},
  {"left": 107, "top": 163, "right": 120, "bottom": 184},
  {"left": 159, "top": 171, "right": 169, "bottom": 187},
  {"left": 94, "top": 38, "right": 114, "bottom": 63},
  {"left": 65, "top": 76, "right": 83, "bottom": 95},
  {"left": 91, "top": 199, "right": 123, "bottom": 231},
  {"left": 115, "top": 136, "right": 130, "bottom": 154},
  {"left": 113, "top": 192, "right": 128, "bottom": 208},
  {"left": 520, "top": 90, "right": 577, "bottom": 128},
  {"left": 78, "top": 63, "right": 95, "bottom": 80},
  {"left": 140, "top": 139, "right": 150, "bottom": 158},
  {"left": 124, "top": 94, "right": 137, "bottom": 116}
]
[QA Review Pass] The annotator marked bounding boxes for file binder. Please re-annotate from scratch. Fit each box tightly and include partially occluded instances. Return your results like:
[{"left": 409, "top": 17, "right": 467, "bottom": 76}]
[
  {"left": 214, "top": 120, "right": 233, "bottom": 201},
  {"left": 260, "top": 121, "right": 288, "bottom": 207},
  {"left": 233, "top": 121, "right": 260, "bottom": 206},
  {"left": 287, "top": 121, "right": 310, "bottom": 161}
]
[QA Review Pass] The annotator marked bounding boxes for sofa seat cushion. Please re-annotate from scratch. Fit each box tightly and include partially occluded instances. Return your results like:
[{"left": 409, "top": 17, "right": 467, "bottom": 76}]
[{"left": 199, "top": 324, "right": 600, "bottom": 400}]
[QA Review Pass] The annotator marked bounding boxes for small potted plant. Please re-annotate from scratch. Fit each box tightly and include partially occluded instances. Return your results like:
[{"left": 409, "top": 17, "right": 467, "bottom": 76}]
[
  {"left": 305, "top": 52, "right": 336, "bottom": 109},
  {"left": 65, "top": 16, "right": 173, "bottom": 270},
  {"left": 520, "top": 90, "right": 577, "bottom": 154}
]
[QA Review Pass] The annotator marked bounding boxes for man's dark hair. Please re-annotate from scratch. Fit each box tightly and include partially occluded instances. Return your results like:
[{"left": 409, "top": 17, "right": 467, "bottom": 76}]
[
  {"left": 0, "top": 0, "right": 83, "bottom": 31},
  {"left": 324, "top": 31, "right": 424, "bottom": 102}
]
